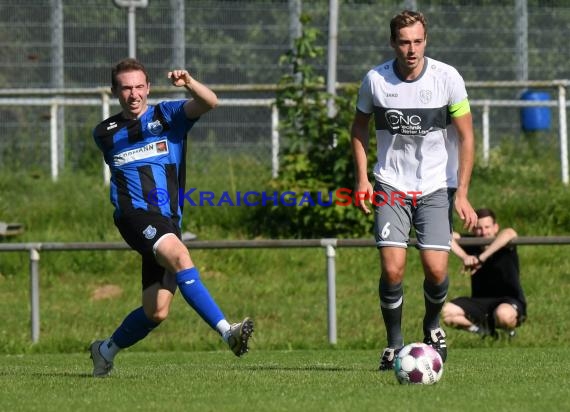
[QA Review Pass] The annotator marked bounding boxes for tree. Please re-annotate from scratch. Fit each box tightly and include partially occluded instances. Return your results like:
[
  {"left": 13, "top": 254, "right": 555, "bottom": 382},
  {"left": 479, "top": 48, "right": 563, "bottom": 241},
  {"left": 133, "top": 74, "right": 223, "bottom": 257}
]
[{"left": 249, "top": 14, "right": 375, "bottom": 238}]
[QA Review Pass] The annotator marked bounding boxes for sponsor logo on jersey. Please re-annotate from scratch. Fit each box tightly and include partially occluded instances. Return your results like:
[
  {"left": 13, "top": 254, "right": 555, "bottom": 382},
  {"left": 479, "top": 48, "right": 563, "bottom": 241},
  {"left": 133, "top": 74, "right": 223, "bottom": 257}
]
[
  {"left": 147, "top": 120, "right": 164, "bottom": 135},
  {"left": 156, "top": 141, "right": 168, "bottom": 153},
  {"left": 106, "top": 121, "right": 118, "bottom": 131},
  {"left": 112, "top": 140, "right": 169, "bottom": 166},
  {"left": 376, "top": 106, "right": 448, "bottom": 136},
  {"left": 142, "top": 225, "right": 157, "bottom": 240},
  {"left": 384, "top": 109, "right": 423, "bottom": 135}
]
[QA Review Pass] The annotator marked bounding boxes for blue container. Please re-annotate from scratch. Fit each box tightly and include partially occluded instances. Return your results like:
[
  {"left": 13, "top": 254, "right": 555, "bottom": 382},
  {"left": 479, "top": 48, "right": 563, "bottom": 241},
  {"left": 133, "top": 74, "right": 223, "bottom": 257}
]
[{"left": 520, "top": 90, "right": 551, "bottom": 131}]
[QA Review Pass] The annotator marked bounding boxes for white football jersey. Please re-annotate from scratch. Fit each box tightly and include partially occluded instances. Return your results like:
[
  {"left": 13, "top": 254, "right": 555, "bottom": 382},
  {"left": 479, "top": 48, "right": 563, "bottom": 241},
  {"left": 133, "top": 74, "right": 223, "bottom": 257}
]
[{"left": 356, "top": 56, "right": 468, "bottom": 196}]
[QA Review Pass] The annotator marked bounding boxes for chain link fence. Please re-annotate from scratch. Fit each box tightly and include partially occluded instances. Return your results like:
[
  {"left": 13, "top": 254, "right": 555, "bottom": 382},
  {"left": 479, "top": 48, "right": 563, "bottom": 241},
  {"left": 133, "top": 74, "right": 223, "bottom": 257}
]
[{"left": 1, "top": 0, "right": 569, "bottom": 178}]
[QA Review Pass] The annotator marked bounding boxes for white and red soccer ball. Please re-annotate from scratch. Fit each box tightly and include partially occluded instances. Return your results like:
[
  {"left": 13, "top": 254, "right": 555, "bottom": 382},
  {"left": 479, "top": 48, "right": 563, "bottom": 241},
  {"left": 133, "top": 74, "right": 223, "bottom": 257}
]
[{"left": 394, "top": 342, "right": 444, "bottom": 385}]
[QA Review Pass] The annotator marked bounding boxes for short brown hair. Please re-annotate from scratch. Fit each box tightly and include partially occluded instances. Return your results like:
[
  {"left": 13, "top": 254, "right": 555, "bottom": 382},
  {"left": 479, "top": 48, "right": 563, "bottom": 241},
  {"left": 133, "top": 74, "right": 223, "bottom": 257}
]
[
  {"left": 111, "top": 58, "right": 150, "bottom": 89},
  {"left": 390, "top": 10, "right": 427, "bottom": 41},
  {"left": 476, "top": 208, "right": 496, "bottom": 223}
]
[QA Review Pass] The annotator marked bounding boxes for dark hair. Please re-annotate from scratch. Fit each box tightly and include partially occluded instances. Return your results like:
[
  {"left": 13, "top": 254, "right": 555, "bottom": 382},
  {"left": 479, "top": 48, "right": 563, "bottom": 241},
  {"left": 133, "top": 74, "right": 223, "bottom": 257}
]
[
  {"left": 111, "top": 58, "right": 150, "bottom": 90},
  {"left": 475, "top": 208, "right": 496, "bottom": 222},
  {"left": 390, "top": 10, "right": 427, "bottom": 41}
]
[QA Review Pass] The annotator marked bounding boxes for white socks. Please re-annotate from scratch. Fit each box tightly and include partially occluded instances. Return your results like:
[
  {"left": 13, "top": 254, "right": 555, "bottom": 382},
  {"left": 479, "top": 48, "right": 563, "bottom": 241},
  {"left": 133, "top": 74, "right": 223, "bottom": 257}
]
[
  {"left": 216, "top": 319, "right": 232, "bottom": 342},
  {"left": 99, "top": 338, "right": 121, "bottom": 361}
]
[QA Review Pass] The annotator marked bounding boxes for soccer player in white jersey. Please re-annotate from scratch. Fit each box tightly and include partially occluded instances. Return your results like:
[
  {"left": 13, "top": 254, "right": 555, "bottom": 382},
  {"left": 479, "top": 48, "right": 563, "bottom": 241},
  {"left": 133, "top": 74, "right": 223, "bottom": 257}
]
[{"left": 350, "top": 10, "right": 478, "bottom": 370}]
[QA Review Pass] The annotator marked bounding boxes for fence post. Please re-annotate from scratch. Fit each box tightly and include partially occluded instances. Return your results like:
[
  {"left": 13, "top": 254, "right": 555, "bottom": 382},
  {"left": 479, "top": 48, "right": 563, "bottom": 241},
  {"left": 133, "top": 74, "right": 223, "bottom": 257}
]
[
  {"left": 558, "top": 84, "right": 568, "bottom": 185},
  {"left": 322, "top": 238, "right": 337, "bottom": 344},
  {"left": 271, "top": 104, "right": 279, "bottom": 178},
  {"left": 50, "top": 103, "right": 59, "bottom": 182},
  {"left": 29, "top": 246, "right": 41, "bottom": 343},
  {"left": 482, "top": 101, "right": 490, "bottom": 164}
]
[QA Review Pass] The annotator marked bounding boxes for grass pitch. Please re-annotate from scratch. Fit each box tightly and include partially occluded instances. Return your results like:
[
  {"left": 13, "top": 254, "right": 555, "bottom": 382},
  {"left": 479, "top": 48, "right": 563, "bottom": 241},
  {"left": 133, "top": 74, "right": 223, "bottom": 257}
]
[
  {"left": 1, "top": 348, "right": 569, "bottom": 412},
  {"left": 1, "top": 140, "right": 570, "bottom": 411}
]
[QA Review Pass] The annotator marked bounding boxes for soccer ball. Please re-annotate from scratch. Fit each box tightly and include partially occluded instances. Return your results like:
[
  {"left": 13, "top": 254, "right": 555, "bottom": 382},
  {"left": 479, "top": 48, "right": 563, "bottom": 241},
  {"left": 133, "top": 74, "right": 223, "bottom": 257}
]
[{"left": 394, "top": 342, "right": 443, "bottom": 385}]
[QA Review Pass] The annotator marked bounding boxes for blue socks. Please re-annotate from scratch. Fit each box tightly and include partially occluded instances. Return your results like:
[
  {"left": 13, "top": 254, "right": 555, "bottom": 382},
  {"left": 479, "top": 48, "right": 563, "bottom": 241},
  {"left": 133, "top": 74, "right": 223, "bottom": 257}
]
[
  {"left": 106, "top": 267, "right": 225, "bottom": 356},
  {"left": 111, "top": 306, "right": 158, "bottom": 349},
  {"left": 176, "top": 267, "right": 225, "bottom": 330}
]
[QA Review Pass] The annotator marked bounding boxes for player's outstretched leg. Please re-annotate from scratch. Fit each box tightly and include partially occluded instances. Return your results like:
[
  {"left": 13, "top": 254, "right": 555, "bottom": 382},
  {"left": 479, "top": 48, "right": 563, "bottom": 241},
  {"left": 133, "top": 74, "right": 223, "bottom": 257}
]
[
  {"left": 225, "top": 317, "right": 254, "bottom": 357},
  {"left": 89, "top": 306, "right": 159, "bottom": 377},
  {"left": 176, "top": 268, "right": 254, "bottom": 356}
]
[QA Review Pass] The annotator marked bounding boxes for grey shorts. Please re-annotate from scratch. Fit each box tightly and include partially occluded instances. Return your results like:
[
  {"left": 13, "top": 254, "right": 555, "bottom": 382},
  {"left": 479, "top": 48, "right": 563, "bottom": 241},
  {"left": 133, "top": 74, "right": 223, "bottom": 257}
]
[{"left": 373, "top": 181, "right": 454, "bottom": 250}]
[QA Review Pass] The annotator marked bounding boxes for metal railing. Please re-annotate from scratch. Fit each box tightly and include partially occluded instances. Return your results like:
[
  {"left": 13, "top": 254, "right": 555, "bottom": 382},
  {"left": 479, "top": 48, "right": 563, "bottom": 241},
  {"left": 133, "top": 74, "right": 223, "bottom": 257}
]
[
  {"left": 2, "top": 236, "right": 570, "bottom": 344},
  {"left": 0, "top": 92, "right": 279, "bottom": 181},
  {"left": 1, "top": 79, "right": 569, "bottom": 184},
  {"left": 467, "top": 79, "right": 570, "bottom": 184}
]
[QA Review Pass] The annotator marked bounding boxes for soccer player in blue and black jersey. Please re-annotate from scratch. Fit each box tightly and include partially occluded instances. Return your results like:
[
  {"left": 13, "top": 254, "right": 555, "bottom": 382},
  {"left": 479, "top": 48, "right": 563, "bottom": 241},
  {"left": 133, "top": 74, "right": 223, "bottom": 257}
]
[{"left": 90, "top": 58, "right": 253, "bottom": 377}]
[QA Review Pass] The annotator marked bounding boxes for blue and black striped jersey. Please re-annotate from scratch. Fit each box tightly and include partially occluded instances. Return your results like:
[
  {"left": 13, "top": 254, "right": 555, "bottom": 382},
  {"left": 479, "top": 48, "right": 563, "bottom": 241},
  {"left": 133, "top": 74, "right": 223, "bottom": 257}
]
[{"left": 93, "top": 100, "right": 197, "bottom": 225}]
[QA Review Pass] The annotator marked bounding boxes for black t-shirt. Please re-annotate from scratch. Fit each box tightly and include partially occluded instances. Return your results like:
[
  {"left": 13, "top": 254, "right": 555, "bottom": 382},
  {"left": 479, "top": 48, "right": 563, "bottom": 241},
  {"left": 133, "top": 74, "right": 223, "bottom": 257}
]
[{"left": 464, "top": 243, "right": 527, "bottom": 316}]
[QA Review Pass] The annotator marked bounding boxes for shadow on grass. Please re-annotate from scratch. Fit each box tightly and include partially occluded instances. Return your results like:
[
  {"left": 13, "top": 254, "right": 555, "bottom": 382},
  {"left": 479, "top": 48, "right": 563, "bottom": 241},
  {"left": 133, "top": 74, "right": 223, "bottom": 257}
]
[{"left": 232, "top": 364, "right": 369, "bottom": 372}]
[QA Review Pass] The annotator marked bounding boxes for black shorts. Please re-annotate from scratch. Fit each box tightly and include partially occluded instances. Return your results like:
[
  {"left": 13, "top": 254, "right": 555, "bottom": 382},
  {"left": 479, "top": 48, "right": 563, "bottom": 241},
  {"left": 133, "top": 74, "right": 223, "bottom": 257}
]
[
  {"left": 450, "top": 296, "right": 526, "bottom": 328},
  {"left": 114, "top": 209, "right": 181, "bottom": 291}
]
